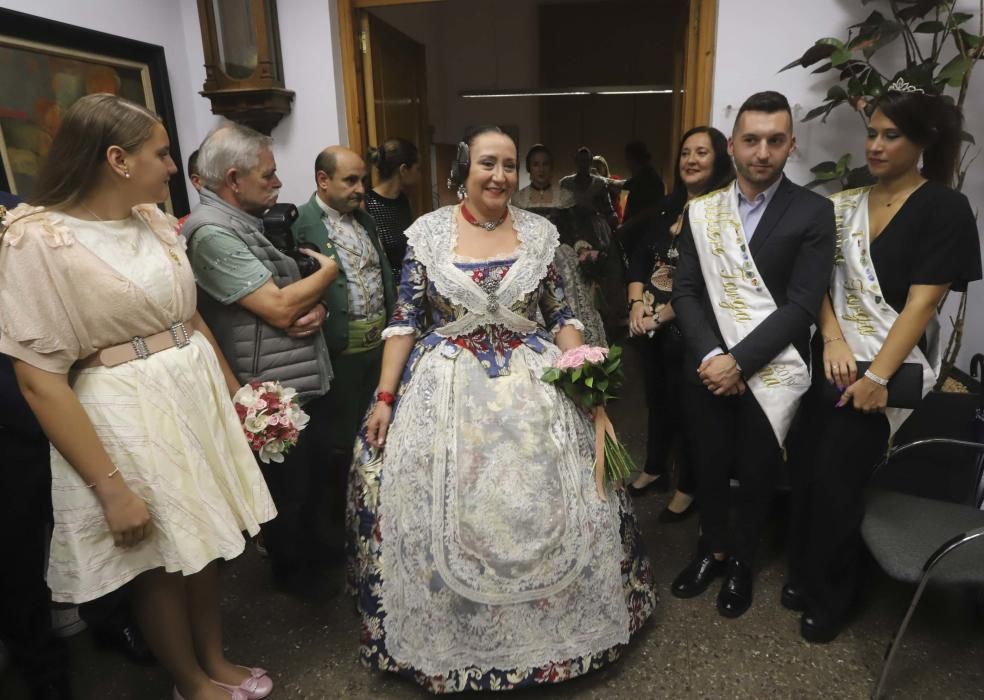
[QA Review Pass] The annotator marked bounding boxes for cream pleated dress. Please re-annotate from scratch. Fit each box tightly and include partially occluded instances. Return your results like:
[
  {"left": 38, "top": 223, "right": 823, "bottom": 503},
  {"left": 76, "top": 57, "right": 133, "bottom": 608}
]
[{"left": 0, "top": 204, "right": 276, "bottom": 604}]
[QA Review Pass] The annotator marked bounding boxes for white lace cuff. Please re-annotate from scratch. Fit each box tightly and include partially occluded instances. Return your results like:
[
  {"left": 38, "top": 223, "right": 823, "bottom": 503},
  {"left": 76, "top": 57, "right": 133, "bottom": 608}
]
[
  {"left": 550, "top": 318, "right": 585, "bottom": 336},
  {"left": 382, "top": 325, "right": 418, "bottom": 340}
]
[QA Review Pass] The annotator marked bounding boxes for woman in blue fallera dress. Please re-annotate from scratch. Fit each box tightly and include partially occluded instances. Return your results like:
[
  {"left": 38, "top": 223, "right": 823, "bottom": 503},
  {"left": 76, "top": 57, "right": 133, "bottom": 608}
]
[{"left": 346, "top": 126, "right": 655, "bottom": 693}]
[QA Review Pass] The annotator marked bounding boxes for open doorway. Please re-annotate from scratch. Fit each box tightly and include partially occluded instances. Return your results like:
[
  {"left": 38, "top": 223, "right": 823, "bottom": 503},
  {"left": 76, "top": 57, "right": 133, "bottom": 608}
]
[{"left": 336, "top": 0, "right": 716, "bottom": 214}]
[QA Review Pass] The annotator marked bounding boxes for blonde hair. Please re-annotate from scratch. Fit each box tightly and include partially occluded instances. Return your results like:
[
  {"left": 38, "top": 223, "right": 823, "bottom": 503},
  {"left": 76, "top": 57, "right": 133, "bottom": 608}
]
[{"left": 31, "top": 93, "right": 162, "bottom": 209}]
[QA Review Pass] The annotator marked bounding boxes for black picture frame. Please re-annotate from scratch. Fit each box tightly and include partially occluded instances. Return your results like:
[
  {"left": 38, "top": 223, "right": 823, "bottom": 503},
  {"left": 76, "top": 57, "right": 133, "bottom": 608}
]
[{"left": 0, "top": 8, "right": 190, "bottom": 215}]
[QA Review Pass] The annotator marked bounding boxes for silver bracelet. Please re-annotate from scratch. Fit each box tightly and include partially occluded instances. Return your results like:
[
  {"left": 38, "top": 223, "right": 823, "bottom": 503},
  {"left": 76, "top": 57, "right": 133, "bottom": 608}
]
[{"left": 864, "top": 369, "right": 889, "bottom": 386}]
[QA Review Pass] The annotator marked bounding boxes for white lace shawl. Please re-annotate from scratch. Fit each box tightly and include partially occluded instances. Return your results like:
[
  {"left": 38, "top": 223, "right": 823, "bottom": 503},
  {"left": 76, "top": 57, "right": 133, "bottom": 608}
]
[{"left": 403, "top": 205, "right": 560, "bottom": 337}]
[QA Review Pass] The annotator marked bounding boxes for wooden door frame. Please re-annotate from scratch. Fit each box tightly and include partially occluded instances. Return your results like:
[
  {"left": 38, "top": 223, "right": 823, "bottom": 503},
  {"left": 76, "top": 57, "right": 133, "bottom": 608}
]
[
  {"left": 336, "top": 0, "right": 443, "bottom": 152},
  {"left": 336, "top": 0, "right": 717, "bottom": 151}
]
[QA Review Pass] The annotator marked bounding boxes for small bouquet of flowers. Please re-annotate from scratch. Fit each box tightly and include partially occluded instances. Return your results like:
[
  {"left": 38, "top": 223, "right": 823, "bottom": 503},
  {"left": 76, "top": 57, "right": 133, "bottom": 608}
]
[
  {"left": 541, "top": 345, "right": 635, "bottom": 498},
  {"left": 573, "top": 240, "right": 608, "bottom": 286},
  {"left": 233, "top": 381, "right": 310, "bottom": 464}
]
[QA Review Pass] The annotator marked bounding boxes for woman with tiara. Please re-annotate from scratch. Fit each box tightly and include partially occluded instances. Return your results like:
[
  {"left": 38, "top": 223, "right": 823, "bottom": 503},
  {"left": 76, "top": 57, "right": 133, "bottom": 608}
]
[{"left": 787, "top": 87, "right": 982, "bottom": 643}]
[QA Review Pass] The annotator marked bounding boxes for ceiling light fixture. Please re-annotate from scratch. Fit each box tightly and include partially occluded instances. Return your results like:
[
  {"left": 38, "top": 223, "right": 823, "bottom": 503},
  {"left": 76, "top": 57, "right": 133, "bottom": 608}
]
[{"left": 460, "top": 85, "right": 676, "bottom": 99}]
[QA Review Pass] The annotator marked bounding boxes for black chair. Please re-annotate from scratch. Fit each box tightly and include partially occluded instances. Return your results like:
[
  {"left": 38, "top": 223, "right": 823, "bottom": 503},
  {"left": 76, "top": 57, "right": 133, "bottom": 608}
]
[{"left": 862, "top": 438, "right": 984, "bottom": 699}]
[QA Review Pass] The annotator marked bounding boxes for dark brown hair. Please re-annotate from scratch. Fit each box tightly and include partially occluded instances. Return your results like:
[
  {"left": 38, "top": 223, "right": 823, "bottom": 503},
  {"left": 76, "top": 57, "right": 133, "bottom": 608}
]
[
  {"left": 735, "top": 91, "right": 793, "bottom": 130},
  {"left": 367, "top": 137, "right": 419, "bottom": 180},
  {"left": 665, "top": 126, "right": 736, "bottom": 214},
  {"left": 31, "top": 93, "right": 162, "bottom": 208},
  {"left": 874, "top": 91, "right": 963, "bottom": 186}
]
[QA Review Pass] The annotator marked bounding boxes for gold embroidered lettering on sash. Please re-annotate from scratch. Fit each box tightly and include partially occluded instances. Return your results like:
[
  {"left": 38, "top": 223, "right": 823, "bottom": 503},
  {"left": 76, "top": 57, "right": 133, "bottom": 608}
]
[{"left": 700, "top": 195, "right": 757, "bottom": 325}]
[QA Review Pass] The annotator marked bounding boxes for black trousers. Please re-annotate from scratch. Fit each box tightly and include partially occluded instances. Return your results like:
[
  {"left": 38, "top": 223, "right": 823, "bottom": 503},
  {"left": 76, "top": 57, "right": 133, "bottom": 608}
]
[
  {"left": 683, "top": 382, "right": 784, "bottom": 562},
  {"left": 788, "top": 382, "right": 889, "bottom": 623},
  {"left": 258, "top": 392, "right": 336, "bottom": 573},
  {"left": 0, "top": 427, "right": 70, "bottom": 695},
  {"left": 639, "top": 328, "right": 696, "bottom": 494}
]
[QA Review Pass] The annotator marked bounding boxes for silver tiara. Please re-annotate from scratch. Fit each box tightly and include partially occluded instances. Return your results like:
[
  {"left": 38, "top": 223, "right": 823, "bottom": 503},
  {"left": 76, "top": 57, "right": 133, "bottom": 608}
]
[{"left": 888, "top": 77, "right": 925, "bottom": 94}]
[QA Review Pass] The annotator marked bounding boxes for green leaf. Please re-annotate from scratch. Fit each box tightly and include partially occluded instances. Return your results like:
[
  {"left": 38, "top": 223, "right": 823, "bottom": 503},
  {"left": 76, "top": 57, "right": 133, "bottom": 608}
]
[
  {"left": 845, "top": 165, "right": 876, "bottom": 189},
  {"left": 803, "top": 103, "right": 834, "bottom": 122},
  {"left": 572, "top": 367, "right": 582, "bottom": 382},
  {"left": 816, "top": 37, "right": 846, "bottom": 49},
  {"left": 831, "top": 47, "right": 852, "bottom": 66},
  {"left": 780, "top": 42, "right": 833, "bottom": 71},
  {"left": 897, "top": 1, "right": 949, "bottom": 23},
  {"left": 937, "top": 54, "right": 973, "bottom": 87},
  {"left": 810, "top": 160, "right": 839, "bottom": 174},
  {"left": 958, "top": 29, "right": 983, "bottom": 50},
  {"left": 827, "top": 85, "right": 849, "bottom": 101},
  {"left": 597, "top": 379, "right": 609, "bottom": 392},
  {"left": 950, "top": 12, "right": 973, "bottom": 28},
  {"left": 836, "top": 153, "right": 852, "bottom": 171},
  {"left": 811, "top": 62, "right": 834, "bottom": 74},
  {"left": 608, "top": 345, "right": 623, "bottom": 360},
  {"left": 914, "top": 20, "right": 945, "bottom": 33},
  {"left": 962, "top": 131, "right": 976, "bottom": 145}
]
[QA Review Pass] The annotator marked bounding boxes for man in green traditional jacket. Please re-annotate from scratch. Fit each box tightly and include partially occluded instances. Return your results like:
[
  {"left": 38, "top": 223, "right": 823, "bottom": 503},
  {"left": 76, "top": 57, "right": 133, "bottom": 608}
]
[{"left": 293, "top": 146, "right": 396, "bottom": 547}]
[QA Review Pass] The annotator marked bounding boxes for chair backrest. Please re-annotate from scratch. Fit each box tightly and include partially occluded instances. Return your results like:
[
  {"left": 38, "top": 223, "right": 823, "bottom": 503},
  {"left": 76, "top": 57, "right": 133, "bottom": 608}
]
[{"left": 870, "top": 438, "right": 984, "bottom": 510}]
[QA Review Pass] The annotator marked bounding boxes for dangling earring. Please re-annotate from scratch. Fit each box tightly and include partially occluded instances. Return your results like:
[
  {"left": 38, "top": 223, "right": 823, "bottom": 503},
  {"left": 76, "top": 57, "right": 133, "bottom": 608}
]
[
  {"left": 123, "top": 166, "right": 131, "bottom": 179},
  {"left": 457, "top": 184, "right": 467, "bottom": 201}
]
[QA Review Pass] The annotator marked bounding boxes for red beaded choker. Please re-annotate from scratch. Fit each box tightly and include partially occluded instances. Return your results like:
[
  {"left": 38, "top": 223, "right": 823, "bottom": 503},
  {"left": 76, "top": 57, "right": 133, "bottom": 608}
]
[{"left": 461, "top": 203, "right": 507, "bottom": 232}]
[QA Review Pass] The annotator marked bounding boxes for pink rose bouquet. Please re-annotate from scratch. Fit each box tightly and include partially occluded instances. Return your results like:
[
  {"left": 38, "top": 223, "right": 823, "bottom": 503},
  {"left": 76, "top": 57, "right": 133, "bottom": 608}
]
[
  {"left": 233, "top": 380, "right": 310, "bottom": 464},
  {"left": 541, "top": 345, "right": 635, "bottom": 495}
]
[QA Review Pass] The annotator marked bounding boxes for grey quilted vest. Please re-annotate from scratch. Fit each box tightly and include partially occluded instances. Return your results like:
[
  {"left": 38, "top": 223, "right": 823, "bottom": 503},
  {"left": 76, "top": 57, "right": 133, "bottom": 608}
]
[{"left": 183, "top": 190, "right": 332, "bottom": 405}]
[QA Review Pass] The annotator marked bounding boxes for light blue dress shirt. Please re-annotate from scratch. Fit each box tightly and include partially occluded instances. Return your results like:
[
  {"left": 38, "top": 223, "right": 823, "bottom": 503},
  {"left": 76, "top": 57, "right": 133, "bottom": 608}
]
[{"left": 736, "top": 176, "right": 783, "bottom": 241}]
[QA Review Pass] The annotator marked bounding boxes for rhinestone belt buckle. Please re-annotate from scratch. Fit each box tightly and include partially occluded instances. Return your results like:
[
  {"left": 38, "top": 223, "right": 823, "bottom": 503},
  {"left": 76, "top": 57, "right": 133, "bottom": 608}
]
[
  {"left": 130, "top": 336, "right": 151, "bottom": 360},
  {"left": 169, "top": 321, "right": 191, "bottom": 348}
]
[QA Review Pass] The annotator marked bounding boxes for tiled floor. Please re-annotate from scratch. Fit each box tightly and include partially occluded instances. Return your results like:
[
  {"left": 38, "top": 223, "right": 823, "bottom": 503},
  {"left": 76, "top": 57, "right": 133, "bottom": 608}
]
[{"left": 3, "top": 343, "right": 983, "bottom": 699}]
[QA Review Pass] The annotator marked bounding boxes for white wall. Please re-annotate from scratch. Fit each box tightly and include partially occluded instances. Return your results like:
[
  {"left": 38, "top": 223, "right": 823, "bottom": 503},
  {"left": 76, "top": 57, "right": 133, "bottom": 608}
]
[{"left": 712, "top": 0, "right": 984, "bottom": 371}]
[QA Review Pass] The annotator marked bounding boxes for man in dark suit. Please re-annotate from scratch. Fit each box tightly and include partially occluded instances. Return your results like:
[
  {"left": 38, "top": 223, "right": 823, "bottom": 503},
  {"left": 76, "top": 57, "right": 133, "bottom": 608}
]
[{"left": 670, "top": 92, "right": 835, "bottom": 618}]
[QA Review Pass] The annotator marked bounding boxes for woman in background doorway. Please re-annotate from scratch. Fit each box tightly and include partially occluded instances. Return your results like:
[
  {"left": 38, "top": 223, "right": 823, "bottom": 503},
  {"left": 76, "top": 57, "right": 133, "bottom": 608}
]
[
  {"left": 627, "top": 126, "right": 735, "bottom": 525},
  {"left": 365, "top": 137, "right": 420, "bottom": 282},
  {"left": 560, "top": 146, "right": 626, "bottom": 335},
  {"left": 513, "top": 145, "right": 605, "bottom": 346},
  {"left": 592, "top": 154, "right": 625, "bottom": 223}
]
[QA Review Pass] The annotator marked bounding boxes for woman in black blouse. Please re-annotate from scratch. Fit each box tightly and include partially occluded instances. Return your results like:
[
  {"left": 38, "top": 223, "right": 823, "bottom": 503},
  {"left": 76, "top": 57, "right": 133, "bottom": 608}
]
[
  {"left": 365, "top": 138, "right": 419, "bottom": 282},
  {"left": 626, "top": 127, "right": 735, "bottom": 523},
  {"left": 787, "top": 90, "right": 982, "bottom": 643}
]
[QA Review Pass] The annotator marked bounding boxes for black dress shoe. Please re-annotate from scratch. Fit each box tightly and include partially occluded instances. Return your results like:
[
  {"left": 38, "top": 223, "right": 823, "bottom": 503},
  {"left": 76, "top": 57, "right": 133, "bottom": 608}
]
[
  {"left": 627, "top": 473, "right": 669, "bottom": 497},
  {"left": 671, "top": 553, "right": 727, "bottom": 599},
  {"left": 780, "top": 583, "right": 806, "bottom": 612},
  {"left": 657, "top": 499, "right": 697, "bottom": 524},
  {"left": 92, "top": 621, "right": 156, "bottom": 666},
  {"left": 717, "top": 559, "right": 754, "bottom": 618},
  {"left": 800, "top": 612, "right": 840, "bottom": 643}
]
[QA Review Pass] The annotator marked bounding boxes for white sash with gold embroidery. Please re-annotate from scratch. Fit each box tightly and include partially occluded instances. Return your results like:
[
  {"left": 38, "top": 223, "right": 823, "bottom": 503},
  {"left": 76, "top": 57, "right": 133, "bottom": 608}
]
[
  {"left": 687, "top": 186, "right": 811, "bottom": 446},
  {"left": 830, "top": 187, "right": 939, "bottom": 436}
]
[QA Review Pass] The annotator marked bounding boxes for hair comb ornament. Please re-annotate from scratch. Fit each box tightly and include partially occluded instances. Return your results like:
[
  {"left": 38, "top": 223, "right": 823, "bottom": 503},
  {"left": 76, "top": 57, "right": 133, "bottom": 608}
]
[{"left": 888, "top": 77, "right": 925, "bottom": 94}]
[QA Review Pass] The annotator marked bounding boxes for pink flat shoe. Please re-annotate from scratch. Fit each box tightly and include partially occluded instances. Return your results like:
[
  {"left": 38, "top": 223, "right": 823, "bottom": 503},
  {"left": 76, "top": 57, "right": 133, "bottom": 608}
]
[
  {"left": 211, "top": 667, "right": 273, "bottom": 700},
  {"left": 174, "top": 686, "right": 249, "bottom": 700},
  {"left": 174, "top": 688, "right": 248, "bottom": 700}
]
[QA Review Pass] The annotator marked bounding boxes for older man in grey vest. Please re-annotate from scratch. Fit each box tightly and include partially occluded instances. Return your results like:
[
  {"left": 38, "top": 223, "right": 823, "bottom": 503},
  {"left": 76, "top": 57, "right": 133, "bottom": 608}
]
[{"left": 183, "top": 122, "right": 339, "bottom": 592}]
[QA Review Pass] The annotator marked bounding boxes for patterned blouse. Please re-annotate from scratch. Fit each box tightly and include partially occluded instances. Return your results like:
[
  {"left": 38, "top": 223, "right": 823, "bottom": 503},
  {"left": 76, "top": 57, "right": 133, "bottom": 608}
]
[{"left": 384, "top": 206, "right": 582, "bottom": 378}]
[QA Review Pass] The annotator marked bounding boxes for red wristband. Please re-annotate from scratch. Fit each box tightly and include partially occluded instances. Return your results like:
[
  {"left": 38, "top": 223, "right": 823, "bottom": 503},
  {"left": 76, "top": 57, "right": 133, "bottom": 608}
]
[{"left": 376, "top": 391, "right": 396, "bottom": 406}]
